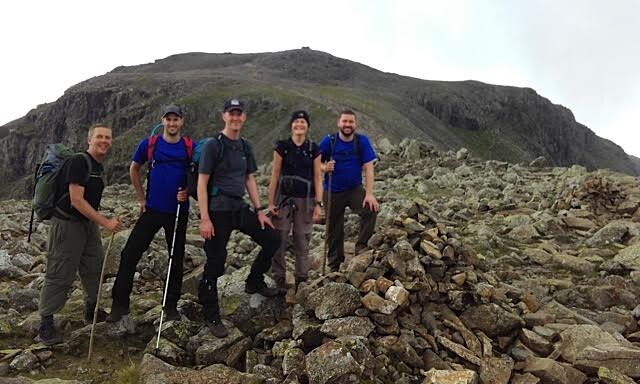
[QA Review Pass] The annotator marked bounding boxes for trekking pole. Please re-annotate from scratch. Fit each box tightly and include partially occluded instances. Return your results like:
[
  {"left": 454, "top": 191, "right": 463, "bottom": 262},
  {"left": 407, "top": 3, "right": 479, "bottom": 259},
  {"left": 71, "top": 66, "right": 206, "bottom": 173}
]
[
  {"left": 322, "top": 170, "right": 333, "bottom": 275},
  {"left": 155, "top": 202, "right": 181, "bottom": 350},
  {"left": 88, "top": 231, "right": 116, "bottom": 361}
]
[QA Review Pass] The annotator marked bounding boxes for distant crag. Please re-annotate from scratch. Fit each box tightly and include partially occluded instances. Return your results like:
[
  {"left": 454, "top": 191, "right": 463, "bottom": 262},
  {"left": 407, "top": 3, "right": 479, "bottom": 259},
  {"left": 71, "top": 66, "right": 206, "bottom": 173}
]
[{"left": 1, "top": 48, "right": 637, "bottom": 198}]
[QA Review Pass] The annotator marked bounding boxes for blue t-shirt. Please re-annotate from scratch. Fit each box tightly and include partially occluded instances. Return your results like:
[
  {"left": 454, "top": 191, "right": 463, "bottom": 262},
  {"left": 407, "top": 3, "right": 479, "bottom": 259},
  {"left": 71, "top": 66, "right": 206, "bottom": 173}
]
[
  {"left": 132, "top": 136, "right": 190, "bottom": 213},
  {"left": 318, "top": 133, "right": 376, "bottom": 193}
]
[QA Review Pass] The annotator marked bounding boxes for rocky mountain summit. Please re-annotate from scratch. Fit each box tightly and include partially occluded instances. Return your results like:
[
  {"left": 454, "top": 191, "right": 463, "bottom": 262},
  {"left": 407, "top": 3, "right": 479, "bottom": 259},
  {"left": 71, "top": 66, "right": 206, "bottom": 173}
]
[
  {"left": 1, "top": 48, "right": 638, "bottom": 199},
  {"left": 2, "top": 139, "right": 640, "bottom": 383}
]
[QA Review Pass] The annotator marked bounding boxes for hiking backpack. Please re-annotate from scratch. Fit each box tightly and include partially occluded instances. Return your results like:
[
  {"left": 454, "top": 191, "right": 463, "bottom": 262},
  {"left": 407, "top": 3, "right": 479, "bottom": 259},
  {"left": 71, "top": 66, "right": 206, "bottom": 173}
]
[
  {"left": 28, "top": 144, "right": 93, "bottom": 241},
  {"left": 186, "top": 133, "right": 250, "bottom": 200}
]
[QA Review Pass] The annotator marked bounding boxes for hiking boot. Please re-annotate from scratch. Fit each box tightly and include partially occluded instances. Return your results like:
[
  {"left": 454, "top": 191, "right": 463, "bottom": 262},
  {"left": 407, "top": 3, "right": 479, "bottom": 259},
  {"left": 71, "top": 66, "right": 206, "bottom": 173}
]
[
  {"left": 84, "top": 302, "right": 108, "bottom": 325},
  {"left": 274, "top": 278, "right": 288, "bottom": 296},
  {"left": 164, "top": 307, "right": 181, "bottom": 321},
  {"left": 245, "top": 279, "right": 279, "bottom": 297},
  {"left": 38, "top": 315, "right": 63, "bottom": 346},
  {"left": 105, "top": 305, "right": 129, "bottom": 323},
  {"left": 205, "top": 319, "right": 229, "bottom": 338},
  {"left": 355, "top": 243, "right": 367, "bottom": 255}
]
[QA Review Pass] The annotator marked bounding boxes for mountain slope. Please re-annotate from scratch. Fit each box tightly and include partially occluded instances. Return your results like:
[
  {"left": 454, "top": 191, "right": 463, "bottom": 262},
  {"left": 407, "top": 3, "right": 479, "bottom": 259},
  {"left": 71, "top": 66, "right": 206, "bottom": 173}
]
[{"left": 0, "top": 48, "right": 636, "bottom": 198}]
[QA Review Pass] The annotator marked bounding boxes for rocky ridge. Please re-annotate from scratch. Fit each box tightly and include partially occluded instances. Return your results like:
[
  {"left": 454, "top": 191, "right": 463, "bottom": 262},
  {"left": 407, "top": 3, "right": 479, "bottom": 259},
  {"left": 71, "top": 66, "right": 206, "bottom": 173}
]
[
  {"left": 1, "top": 139, "right": 640, "bottom": 383},
  {"left": 1, "top": 48, "right": 638, "bottom": 199}
]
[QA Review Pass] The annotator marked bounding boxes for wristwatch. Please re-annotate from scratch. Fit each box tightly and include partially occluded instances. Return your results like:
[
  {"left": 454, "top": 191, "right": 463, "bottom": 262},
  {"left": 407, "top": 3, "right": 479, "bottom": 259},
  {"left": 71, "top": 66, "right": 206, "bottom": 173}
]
[{"left": 315, "top": 201, "right": 323, "bottom": 207}]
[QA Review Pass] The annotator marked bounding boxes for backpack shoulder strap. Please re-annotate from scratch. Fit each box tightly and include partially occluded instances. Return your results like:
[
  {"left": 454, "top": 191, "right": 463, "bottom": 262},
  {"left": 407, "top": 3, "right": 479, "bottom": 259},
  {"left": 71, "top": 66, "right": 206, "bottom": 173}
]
[
  {"left": 354, "top": 133, "right": 362, "bottom": 160},
  {"left": 215, "top": 133, "right": 225, "bottom": 162},
  {"left": 147, "top": 135, "right": 160, "bottom": 163},
  {"left": 240, "top": 137, "right": 251, "bottom": 159},
  {"left": 78, "top": 152, "right": 94, "bottom": 183},
  {"left": 182, "top": 136, "right": 193, "bottom": 159}
]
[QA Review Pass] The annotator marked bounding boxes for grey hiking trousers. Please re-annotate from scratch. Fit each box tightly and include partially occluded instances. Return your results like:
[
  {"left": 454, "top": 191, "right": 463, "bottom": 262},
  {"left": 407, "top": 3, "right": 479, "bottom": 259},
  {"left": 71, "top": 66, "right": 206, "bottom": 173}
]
[
  {"left": 271, "top": 196, "right": 313, "bottom": 286},
  {"left": 39, "top": 217, "right": 104, "bottom": 317}
]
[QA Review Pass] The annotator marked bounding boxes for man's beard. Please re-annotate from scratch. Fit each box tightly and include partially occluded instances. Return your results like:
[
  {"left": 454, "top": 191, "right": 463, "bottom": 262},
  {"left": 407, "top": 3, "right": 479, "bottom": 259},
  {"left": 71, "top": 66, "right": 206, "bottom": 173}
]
[{"left": 339, "top": 127, "right": 354, "bottom": 137}]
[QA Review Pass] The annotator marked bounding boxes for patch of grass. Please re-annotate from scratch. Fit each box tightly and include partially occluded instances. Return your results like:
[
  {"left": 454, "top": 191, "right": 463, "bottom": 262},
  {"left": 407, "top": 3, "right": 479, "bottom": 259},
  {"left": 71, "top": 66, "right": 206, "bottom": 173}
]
[{"left": 114, "top": 360, "right": 140, "bottom": 384}]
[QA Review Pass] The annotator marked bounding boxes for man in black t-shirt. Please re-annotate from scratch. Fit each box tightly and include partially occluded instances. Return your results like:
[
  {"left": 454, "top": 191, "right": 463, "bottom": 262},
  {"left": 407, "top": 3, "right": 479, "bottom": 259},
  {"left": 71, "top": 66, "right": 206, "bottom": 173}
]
[
  {"left": 197, "top": 99, "right": 281, "bottom": 338},
  {"left": 37, "top": 124, "right": 122, "bottom": 346}
]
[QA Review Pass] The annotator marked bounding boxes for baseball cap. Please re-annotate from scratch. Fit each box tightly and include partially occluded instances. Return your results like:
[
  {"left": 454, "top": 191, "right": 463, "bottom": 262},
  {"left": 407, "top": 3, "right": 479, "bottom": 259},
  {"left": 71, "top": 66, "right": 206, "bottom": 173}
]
[
  {"left": 162, "top": 104, "right": 183, "bottom": 118},
  {"left": 223, "top": 98, "right": 244, "bottom": 113}
]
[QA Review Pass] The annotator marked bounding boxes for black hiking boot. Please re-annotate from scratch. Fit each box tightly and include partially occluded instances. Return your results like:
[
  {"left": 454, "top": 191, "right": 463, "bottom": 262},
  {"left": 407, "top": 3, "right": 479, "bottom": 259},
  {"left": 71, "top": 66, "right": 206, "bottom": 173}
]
[
  {"left": 38, "top": 315, "right": 63, "bottom": 346},
  {"left": 245, "top": 279, "right": 279, "bottom": 297},
  {"left": 164, "top": 306, "right": 181, "bottom": 321},
  {"left": 205, "top": 318, "right": 229, "bottom": 338},
  {"left": 84, "top": 302, "right": 108, "bottom": 325},
  {"left": 105, "top": 305, "right": 129, "bottom": 323}
]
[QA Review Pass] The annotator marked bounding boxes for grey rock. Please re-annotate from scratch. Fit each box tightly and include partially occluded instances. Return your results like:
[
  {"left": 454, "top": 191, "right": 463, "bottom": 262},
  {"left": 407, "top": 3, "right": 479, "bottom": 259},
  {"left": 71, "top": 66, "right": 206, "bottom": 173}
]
[
  {"left": 523, "top": 357, "right": 586, "bottom": 384},
  {"left": 551, "top": 254, "right": 596, "bottom": 274},
  {"left": 305, "top": 336, "right": 374, "bottom": 384},
  {"left": 598, "top": 366, "right": 636, "bottom": 384},
  {"left": 320, "top": 316, "right": 374, "bottom": 338},
  {"left": 479, "top": 356, "right": 514, "bottom": 384},
  {"left": 9, "top": 349, "right": 39, "bottom": 372},
  {"left": 559, "top": 324, "right": 640, "bottom": 378},
  {"left": 307, "top": 282, "right": 361, "bottom": 320},
  {"left": 586, "top": 222, "right": 630, "bottom": 247},
  {"left": 422, "top": 369, "right": 478, "bottom": 384},
  {"left": 460, "top": 303, "right": 524, "bottom": 338},
  {"left": 456, "top": 148, "right": 470, "bottom": 161},
  {"left": 613, "top": 243, "right": 640, "bottom": 271}
]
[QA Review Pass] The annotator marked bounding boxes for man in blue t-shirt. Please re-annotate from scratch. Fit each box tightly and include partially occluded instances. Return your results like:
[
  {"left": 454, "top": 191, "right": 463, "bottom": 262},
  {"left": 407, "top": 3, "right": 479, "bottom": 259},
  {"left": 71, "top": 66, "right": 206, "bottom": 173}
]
[
  {"left": 319, "top": 110, "right": 379, "bottom": 272},
  {"left": 107, "top": 104, "right": 190, "bottom": 322}
]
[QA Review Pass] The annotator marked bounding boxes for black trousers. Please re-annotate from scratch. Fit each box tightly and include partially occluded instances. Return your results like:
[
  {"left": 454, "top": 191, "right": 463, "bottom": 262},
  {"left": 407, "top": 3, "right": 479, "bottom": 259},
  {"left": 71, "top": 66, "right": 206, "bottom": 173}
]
[
  {"left": 325, "top": 185, "right": 377, "bottom": 271},
  {"left": 111, "top": 208, "right": 188, "bottom": 312},
  {"left": 199, "top": 205, "right": 281, "bottom": 321}
]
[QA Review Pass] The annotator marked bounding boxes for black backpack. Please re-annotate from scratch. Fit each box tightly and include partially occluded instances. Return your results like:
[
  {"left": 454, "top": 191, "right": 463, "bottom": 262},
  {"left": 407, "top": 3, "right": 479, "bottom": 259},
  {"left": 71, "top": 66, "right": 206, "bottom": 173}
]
[{"left": 186, "top": 133, "right": 250, "bottom": 199}]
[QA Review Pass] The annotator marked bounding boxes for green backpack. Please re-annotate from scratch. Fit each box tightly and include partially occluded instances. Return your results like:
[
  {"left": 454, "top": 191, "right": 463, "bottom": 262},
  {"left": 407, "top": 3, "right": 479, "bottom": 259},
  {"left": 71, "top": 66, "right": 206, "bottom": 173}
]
[{"left": 31, "top": 144, "right": 92, "bottom": 222}]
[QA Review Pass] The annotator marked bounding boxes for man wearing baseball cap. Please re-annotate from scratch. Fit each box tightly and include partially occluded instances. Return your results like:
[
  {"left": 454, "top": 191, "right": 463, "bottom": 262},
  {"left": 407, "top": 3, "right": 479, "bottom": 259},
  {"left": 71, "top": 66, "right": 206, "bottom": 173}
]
[
  {"left": 196, "top": 98, "right": 281, "bottom": 337},
  {"left": 107, "top": 104, "right": 190, "bottom": 323}
]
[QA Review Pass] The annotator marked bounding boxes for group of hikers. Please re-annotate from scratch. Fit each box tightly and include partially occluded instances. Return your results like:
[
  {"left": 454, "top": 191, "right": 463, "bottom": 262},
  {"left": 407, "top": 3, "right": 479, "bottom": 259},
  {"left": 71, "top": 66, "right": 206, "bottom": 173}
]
[{"left": 37, "top": 99, "right": 379, "bottom": 344}]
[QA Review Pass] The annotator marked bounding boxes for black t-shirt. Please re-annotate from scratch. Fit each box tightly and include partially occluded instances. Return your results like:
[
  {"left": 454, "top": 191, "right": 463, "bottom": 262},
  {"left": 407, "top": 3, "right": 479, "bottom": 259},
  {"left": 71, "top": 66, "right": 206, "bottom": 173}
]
[
  {"left": 275, "top": 138, "right": 320, "bottom": 198},
  {"left": 56, "top": 152, "right": 105, "bottom": 220}
]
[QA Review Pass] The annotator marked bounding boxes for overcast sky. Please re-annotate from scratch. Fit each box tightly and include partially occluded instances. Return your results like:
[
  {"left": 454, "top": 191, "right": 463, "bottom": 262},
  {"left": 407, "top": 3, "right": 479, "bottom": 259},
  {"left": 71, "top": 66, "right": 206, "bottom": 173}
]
[{"left": 3, "top": 0, "right": 639, "bottom": 156}]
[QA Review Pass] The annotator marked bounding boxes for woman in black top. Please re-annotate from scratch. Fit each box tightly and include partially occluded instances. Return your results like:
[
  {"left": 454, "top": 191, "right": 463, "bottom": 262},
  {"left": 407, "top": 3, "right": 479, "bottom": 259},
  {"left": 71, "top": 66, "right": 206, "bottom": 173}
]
[{"left": 268, "top": 110, "right": 323, "bottom": 294}]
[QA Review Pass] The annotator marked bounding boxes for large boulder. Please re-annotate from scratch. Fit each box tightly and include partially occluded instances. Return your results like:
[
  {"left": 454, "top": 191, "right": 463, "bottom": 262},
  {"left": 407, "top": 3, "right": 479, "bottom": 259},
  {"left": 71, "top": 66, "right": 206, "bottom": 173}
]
[
  {"left": 217, "top": 266, "right": 285, "bottom": 336},
  {"left": 306, "top": 283, "right": 362, "bottom": 320},
  {"left": 305, "top": 336, "right": 375, "bottom": 384},
  {"left": 559, "top": 325, "right": 640, "bottom": 378},
  {"left": 613, "top": 243, "right": 640, "bottom": 271}
]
